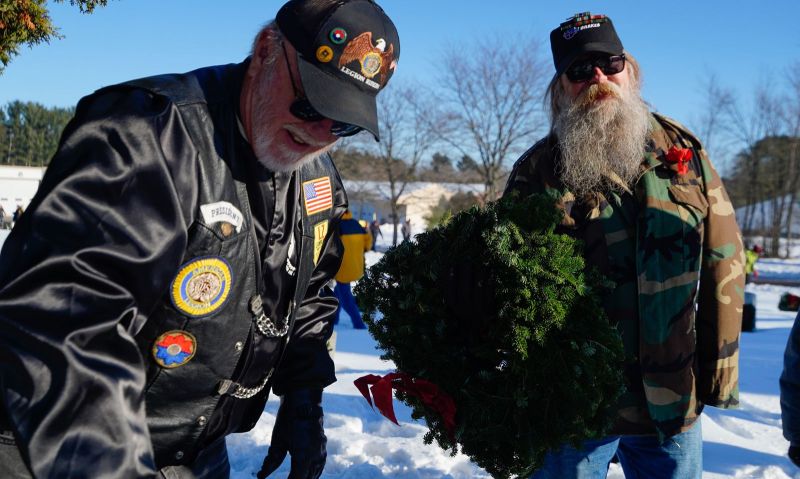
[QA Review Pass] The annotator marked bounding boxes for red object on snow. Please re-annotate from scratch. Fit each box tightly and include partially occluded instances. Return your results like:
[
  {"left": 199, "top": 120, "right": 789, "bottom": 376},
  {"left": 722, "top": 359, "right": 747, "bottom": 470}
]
[
  {"left": 780, "top": 292, "right": 800, "bottom": 312},
  {"left": 354, "top": 372, "right": 457, "bottom": 440}
]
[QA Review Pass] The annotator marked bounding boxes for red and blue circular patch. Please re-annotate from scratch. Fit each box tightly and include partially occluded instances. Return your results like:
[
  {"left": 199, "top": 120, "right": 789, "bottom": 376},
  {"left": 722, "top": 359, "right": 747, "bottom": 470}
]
[
  {"left": 152, "top": 330, "right": 197, "bottom": 368},
  {"left": 329, "top": 28, "right": 347, "bottom": 44}
]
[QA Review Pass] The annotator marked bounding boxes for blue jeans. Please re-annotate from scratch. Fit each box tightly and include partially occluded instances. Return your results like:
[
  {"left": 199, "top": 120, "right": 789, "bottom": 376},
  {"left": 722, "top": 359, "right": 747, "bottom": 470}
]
[
  {"left": 334, "top": 281, "right": 366, "bottom": 329},
  {"left": 531, "top": 421, "right": 702, "bottom": 479}
]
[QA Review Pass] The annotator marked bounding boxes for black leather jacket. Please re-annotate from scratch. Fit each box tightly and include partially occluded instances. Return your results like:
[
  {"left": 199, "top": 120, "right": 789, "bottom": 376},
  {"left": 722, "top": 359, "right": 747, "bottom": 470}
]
[{"left": 0, "top": 61, "right": 345, "bottom": 477}]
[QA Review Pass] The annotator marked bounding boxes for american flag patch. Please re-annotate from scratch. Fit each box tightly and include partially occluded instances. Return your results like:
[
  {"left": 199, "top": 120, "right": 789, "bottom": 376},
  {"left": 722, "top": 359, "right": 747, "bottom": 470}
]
[{"left": 303, "top": 177, "right": 333, "bottom": 216}]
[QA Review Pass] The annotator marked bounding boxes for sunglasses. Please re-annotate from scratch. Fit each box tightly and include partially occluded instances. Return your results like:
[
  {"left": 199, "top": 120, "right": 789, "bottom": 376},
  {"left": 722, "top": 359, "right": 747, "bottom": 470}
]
[
  {"left": 280, "top": 42, "right": 363, "bottom": 138},
  {"left": 565, "top": 54, "right": 626, "bottom": 83}
]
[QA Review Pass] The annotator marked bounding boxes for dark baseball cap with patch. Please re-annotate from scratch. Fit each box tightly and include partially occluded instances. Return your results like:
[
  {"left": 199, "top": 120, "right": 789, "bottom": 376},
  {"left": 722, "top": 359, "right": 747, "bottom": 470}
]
[
  {"left": 550, "top": 12, "right": 623, "bottom": 76},
  {"left": 277, "top": 0, "right": 400, "bottom": 141}
]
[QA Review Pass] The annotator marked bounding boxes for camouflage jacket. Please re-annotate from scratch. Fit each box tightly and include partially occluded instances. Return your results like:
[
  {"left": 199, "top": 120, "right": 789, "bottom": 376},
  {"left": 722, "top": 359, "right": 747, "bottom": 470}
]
[{"left": 504, "top": 113, "right": 744, "bottom": 438}]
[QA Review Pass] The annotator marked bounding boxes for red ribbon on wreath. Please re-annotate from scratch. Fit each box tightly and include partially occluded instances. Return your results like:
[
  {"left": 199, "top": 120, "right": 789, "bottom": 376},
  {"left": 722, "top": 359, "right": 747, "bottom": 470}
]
[
  {"left": 354, "top": 372, "right": 457, "bottom": 440},
  {"left": 665, "top": 146, "right": 693, "bottom": 176}
]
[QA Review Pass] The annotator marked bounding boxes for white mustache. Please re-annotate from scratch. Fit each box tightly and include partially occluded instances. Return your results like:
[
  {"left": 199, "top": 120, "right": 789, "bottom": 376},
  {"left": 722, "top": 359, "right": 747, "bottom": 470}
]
[{"left": 284, "top": 124, "right": 330, "bottom": 148}]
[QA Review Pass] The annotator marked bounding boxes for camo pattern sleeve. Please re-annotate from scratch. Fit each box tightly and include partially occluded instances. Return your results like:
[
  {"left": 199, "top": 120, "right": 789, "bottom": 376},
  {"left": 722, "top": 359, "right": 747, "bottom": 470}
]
[
  {"left": 693, "top": 134, "right": 745, "bottom": 408},
  {"left": 503, "top": 135, "right": 561, "bottom": 201},
  {"left": 657, "top": 114, "right": 744, "bottom": 409}
]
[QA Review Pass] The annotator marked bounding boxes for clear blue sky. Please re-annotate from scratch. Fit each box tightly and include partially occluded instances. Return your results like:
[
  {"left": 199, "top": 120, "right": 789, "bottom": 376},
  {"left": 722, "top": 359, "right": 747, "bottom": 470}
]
[{"left": 1, "top": 0, "right": 799, "bottom": 164}]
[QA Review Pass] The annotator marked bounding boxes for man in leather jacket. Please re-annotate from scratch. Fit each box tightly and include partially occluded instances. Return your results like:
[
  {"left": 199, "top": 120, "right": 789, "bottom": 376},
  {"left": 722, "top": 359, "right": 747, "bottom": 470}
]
[{"left": 0, "top": 1, "right": 399, "bottom": 477}]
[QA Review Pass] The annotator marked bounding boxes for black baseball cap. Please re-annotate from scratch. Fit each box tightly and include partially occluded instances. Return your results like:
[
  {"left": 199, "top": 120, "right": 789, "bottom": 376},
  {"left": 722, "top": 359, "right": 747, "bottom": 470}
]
[
  {"left": 277, "top": 0, "right": 400, "bottom": 141},
  {"left": 550, "top": 12, "right": 623, "bottom": 76}
]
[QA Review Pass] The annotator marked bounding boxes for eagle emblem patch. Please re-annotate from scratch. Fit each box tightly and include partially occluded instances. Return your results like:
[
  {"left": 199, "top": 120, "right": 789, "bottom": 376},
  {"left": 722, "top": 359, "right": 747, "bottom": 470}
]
[
  {"left": 153, "top": 331, "right": 197, "bottom": 368},
  {"left": 338, "top": 32, "right": 396, "bottom": 88},
  {"left": 171, "top": 257, "right": 232, "bottom": 317}
]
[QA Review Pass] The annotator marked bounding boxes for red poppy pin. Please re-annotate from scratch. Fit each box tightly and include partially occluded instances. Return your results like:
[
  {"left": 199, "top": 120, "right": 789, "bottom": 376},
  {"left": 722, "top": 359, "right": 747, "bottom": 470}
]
[{"left": 665, "top": 146, "right": 693, "bottom": 176}]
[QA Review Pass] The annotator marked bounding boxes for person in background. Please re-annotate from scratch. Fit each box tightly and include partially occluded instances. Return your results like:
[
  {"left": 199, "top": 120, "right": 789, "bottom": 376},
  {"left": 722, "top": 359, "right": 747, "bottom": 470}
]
[
  {"left": 504, "top": 11, "right": 743, "bottom": 478},
  {"left": 0, "top": 0, "right": 400, "bottom": 478},
  {"left": 11, "top": 205, "right": 23, "bottom": 228},
  {"left": 368, "top": 218, "right": 383, "bottom": 251},
  {"left": 333, "top": 209, "right": 371, "bottom": 329},
  {"left": 745, "top": 244, "right": 763, "bottom": 283},
  {"left": 401, "top": 218, "right": 412, "bottom": 241}
]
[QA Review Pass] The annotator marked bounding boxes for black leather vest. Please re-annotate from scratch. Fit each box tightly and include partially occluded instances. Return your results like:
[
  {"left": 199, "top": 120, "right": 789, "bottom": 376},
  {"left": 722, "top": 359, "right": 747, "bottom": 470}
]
[{"left": 121, "top": 66, "right": 341, "bottom": 466}]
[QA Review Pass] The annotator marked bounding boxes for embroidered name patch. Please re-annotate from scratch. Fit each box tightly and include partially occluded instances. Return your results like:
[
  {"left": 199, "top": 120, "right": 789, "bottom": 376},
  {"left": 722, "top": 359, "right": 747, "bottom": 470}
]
[
  {"left": 303, "top": 177, "right": 333, "bottom": 216},
  {"left": 200, "top": 201, "right": 244, "bottom": 233},
  {"left": 171, "top": 257, "right": 232, "bottom": 317},
  {"left": 153, "top": 330, "right": 197, "bottom": 368}
]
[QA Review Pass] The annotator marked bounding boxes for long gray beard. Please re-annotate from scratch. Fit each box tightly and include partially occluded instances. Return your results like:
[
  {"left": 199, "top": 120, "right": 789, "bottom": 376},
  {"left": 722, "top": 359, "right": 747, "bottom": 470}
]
[{"left": 553, "top": 83, "right": 651, "bottom": 196}]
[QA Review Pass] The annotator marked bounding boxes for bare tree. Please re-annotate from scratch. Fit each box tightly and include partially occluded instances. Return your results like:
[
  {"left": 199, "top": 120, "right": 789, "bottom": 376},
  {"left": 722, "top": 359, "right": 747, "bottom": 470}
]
[
  {"left": 780, "top": 61, "right": 800, "bottom": 256},
  {"left": 693, "top": 73, "right": 734, "bottom": 171},
  {"left": 423, "top": 34, "right": 549, "bottom": 199},
  {"left": 720, "top": 80, "right": 782, "bottom": 238},
  {"left": 713, "top": 66, "right": 800, "bottom": 257},
  {"left": 361, "top": 85, "right": 438, "bottom": 246}
]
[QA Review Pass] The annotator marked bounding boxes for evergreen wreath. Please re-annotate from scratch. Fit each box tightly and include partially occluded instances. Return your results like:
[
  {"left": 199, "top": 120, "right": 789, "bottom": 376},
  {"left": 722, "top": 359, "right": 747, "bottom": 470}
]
[{"left": 355, "top": 193, "right": 626, "bottom": 478}]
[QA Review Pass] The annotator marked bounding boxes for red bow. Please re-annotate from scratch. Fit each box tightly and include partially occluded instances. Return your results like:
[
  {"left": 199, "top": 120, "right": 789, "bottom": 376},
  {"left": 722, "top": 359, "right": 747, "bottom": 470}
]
[
  {"left": 354, "top": 372, "right": 457, "bottom": 440},
  {"left": 665, "top": 146, "right": 693, "bottom": 175}
]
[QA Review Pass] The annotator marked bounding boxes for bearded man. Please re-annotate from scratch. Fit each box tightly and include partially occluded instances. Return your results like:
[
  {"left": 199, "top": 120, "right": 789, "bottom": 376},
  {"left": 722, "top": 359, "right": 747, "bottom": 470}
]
[
  {"left": 0, "top": 1, "right": 399, "bottom": 478},
  {"left": 504, "top": 12, "right": 744, "bottom": 479}
]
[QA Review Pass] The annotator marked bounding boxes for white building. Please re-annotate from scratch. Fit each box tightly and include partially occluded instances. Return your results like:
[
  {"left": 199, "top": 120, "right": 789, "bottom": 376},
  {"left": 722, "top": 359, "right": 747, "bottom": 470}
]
[
  {"left": 343, "top": 180, "right": 484, "bottom": 230},
  {"left": 0, "top": 165, "right": 46, "bottom": 214}
]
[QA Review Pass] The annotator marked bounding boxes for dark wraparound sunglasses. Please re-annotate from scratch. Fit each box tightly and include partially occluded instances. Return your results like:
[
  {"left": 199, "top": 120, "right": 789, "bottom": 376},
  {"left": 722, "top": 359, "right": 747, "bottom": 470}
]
[
  {"left": 565, "top": 54, "right": 626, "bottom": 83},
  {"left": 280, "top": 42, "right": 363, "bottom": 137}
]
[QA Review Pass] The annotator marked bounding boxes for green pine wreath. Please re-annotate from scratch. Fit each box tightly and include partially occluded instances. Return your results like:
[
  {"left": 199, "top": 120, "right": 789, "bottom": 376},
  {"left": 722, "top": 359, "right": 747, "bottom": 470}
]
[{"left": 355, "top": 193, "right": 626, "bottom": 478}]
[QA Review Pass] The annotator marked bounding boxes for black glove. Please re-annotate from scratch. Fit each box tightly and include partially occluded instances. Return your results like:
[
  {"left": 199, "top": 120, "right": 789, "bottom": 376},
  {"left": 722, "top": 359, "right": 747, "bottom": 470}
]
[
  {"left": 257, "top": 389, "right": 326, "bottom": 479},
  {"left": 789, "top": 444, "right": 800, "bottom": 468}
]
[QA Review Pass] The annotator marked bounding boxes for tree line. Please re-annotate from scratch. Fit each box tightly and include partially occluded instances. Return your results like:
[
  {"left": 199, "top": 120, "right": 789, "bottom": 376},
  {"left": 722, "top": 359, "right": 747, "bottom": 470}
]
[
  {"left": 0, "top": 101, "right": 74, "bottom": 167},
  {"left": 5, "top": 11, "right": 800, "bottom": 253}
]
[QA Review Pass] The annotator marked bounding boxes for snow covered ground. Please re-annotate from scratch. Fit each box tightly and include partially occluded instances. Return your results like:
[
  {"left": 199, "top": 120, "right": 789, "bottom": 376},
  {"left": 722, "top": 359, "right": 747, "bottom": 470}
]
[{"left": 3, "top": 226, "right": 800, "bottom": 478}]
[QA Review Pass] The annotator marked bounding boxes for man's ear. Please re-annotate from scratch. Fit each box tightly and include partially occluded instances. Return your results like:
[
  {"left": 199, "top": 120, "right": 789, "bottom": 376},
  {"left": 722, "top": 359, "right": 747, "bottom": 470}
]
[{"left": 252, "top": 27, "right": 277, "bottom": 68}]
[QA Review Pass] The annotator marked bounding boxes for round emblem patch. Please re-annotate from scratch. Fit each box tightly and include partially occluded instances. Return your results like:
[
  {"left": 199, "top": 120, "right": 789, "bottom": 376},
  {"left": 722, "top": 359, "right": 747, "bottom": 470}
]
[
  {"left": 329, "top": 27, "right": 347, "bottom": 44},
  {"left": 171, "top": 257, "right": 232, "bottom": 317},
  {"left": 153, "top": 330, "right": 197, "bottom": 368},
  {"left": 316, "top": 45, "right": 334, "bottom": 63},
  {"left": 361, "top": 52, "right": 382, "bottom": 78}
]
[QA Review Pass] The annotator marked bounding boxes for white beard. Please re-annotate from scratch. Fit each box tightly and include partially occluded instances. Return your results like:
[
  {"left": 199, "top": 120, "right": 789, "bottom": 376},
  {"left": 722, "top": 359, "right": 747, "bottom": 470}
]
[
  {"left": 248, "top": 69, "right": 335, "bottom": 172},
  {"left": 253, "top": 123, "right": 334, "bottom": 173},
  {"left": 553, "top": 80, "right": 651, "bottom": 196}
]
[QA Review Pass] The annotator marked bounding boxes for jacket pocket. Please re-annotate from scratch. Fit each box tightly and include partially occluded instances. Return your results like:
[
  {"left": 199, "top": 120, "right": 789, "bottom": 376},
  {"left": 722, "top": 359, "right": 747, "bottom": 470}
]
[
  {"left": 668, "top": 184, "right": 708, "bottom": 227},
  {"left": 667, "top": 184, "right": 707, "bottom": 276}
]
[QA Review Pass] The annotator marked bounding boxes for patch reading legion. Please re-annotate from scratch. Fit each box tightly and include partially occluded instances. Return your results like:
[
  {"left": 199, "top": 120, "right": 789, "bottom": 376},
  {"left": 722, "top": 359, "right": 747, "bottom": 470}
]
[
  {"left": 153, "top": 330, "right": 197, "bottom": 368},
  {"left": 171, "top": 257, "right": 232, "bottom": 317}
]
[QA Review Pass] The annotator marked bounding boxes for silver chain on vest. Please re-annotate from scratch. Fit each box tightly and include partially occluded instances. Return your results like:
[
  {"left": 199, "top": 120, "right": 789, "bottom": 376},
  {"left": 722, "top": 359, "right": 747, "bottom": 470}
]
[
  {"left": 249, "top": 294, "right": 289, "bottom": 338},
  {"left": 218, "top": 368, "right": 274, "bottom": 399}
]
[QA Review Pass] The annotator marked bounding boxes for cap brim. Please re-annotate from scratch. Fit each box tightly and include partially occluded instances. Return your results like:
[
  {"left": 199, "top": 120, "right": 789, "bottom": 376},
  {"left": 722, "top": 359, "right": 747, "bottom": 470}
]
[
  {"left": 297, "top": 55, "right": 381, "bottom": 141},
  {"left": 556, "top": 42, "right": 624, "bottom": 75}
]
